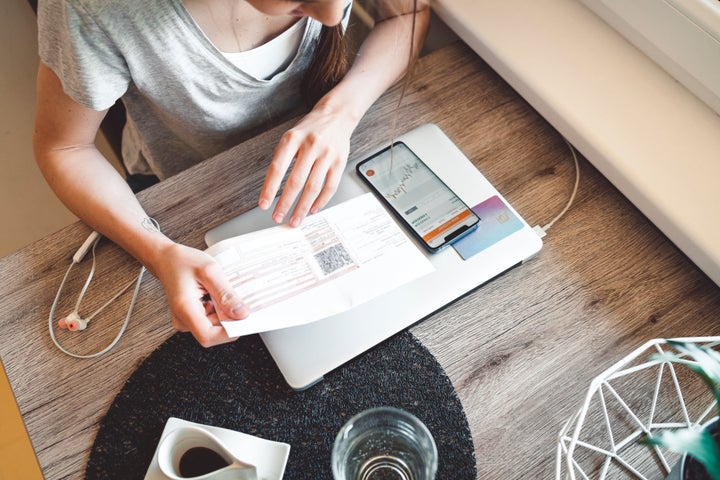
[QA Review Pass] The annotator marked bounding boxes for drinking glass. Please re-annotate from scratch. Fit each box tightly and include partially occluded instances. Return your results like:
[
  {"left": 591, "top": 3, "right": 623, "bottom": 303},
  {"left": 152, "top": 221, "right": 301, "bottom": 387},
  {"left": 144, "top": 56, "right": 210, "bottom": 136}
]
[{"left": 331, "top": 407, "right": 438, "bottom": 480}]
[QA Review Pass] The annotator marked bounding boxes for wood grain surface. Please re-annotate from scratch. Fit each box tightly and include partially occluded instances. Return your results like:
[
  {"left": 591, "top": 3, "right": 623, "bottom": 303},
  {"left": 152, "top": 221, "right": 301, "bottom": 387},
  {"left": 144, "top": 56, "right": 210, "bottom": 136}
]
[{"left": 1, "top": 41, "right": 718, "bottom": 479}]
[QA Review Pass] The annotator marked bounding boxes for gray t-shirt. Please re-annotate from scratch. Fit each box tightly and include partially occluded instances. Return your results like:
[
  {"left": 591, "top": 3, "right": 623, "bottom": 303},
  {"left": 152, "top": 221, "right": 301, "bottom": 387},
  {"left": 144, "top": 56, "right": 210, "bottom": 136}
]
[{"left": 38, "top": 0, "right": 350, "bottom": 180}]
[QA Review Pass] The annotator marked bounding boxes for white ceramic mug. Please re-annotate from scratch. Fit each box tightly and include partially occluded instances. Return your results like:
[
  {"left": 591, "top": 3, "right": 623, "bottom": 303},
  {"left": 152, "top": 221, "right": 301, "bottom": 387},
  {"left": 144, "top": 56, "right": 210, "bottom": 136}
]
[{"left": 157, "top": 425, "right": 258, "bottom": 480}]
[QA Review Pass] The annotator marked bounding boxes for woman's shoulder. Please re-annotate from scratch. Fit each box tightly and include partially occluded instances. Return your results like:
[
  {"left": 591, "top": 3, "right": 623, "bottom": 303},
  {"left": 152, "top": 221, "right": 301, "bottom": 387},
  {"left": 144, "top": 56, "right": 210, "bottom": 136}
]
[
  {"left": 44, "top": 0, "right": 183, "bottom": 42},
  {"left": 50, "top": 0, "right": 168, "bottom": 20}
]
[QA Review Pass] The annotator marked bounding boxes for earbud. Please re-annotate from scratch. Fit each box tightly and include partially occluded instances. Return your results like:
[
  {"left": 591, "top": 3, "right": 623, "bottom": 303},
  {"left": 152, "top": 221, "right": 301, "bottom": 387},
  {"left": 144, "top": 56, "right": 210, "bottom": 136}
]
[{"left": 58, "top": 311, "right": 88, "bottom": 331}]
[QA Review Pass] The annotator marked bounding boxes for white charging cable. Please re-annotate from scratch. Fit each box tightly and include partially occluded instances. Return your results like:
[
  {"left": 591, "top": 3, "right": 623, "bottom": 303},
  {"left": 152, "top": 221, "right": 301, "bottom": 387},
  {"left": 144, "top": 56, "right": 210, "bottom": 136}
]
[
  {"left": 533, "top": 137, "right": 581, "bottom": 239},
  {"left": 48, "top": 232, "right": 146, "bottom": 359}
]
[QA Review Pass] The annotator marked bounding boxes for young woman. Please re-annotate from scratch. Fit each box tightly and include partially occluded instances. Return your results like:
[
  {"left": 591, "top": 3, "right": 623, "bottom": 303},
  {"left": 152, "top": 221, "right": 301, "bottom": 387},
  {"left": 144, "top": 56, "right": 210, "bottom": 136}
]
[{"left": 33, "top": 0, "right": 429, "bottom": 347}]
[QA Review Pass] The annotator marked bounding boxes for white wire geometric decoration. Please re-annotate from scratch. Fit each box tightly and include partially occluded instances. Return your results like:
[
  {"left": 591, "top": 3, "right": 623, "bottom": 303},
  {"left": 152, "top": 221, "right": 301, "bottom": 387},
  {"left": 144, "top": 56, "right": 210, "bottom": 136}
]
[{"left": 556, "top": 336, "right": 720, "bottom": 480}]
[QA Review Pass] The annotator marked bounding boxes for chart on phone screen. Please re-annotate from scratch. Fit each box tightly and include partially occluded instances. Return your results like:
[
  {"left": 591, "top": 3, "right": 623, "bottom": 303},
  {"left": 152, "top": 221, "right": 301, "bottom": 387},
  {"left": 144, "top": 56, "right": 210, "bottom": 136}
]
[
  {"left": 359, "top": 143, "right": 476, "bottom": 248},
  {"left": 373, "top": 158, "right": 421, "bottom": 200}
]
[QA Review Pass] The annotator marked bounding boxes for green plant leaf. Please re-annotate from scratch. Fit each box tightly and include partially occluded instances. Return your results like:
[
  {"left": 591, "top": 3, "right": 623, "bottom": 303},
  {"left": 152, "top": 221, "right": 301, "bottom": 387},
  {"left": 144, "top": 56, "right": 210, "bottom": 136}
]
[
  {"left": 651, "top": 341, "right": 720, "bottom": 409},
  {"left": 668, "top": 341, "right": 720, "bottom": 384},
  {"left": 644, "top": 341, "right": 720, "bottom": 480},
  {"left": 645, "top": 428, "right": 720, "bottom": 480}
]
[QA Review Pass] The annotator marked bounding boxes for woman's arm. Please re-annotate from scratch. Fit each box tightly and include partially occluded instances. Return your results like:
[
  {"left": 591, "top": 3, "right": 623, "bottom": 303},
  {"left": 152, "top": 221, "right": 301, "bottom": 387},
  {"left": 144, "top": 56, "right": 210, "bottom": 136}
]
[
  {"left": 258, "top": 0, "right": 431, "bottom": 227},
  {"left": 33, "top": 62, "right": 248, "bottom": 347}
]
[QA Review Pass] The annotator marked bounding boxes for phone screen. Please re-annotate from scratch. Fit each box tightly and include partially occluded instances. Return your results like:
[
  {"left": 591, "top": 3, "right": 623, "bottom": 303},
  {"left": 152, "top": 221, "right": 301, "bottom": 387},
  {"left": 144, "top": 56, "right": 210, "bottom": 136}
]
[{"left": 357, "top": 142, "right": 480, "bottom": 251}]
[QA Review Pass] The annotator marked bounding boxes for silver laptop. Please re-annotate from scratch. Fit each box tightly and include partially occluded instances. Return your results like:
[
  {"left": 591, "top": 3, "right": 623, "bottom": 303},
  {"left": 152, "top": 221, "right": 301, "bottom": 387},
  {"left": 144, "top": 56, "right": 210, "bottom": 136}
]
[{"left": 205, "top": 124, "right": 542, "bottom": 389}]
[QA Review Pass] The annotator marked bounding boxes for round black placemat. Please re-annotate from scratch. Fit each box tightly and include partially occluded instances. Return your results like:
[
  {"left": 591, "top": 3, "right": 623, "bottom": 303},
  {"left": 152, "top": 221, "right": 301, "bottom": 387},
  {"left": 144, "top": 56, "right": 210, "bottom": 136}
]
[{"left": 86, "top": 331, "right": 476, "bottom": 479}]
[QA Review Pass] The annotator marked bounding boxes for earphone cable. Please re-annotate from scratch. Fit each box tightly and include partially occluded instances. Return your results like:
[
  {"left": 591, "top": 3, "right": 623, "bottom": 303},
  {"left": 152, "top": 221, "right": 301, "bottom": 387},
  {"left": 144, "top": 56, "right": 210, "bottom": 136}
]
[
  {"left": 48, "top": 235, "right": 146, "bottom": 359},
  {"left": 71, "top": 234, "right": 101, "bottom": 314},
  {"left": 82, "top": 240, "right": 139, "bottom": 323}
]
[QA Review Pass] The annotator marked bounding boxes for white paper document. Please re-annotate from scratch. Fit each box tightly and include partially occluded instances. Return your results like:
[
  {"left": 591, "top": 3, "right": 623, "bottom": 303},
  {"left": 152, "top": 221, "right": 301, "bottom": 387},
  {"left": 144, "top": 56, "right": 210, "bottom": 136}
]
[{"left": 206, "top": 193, "right": 435, "bottom": 337}]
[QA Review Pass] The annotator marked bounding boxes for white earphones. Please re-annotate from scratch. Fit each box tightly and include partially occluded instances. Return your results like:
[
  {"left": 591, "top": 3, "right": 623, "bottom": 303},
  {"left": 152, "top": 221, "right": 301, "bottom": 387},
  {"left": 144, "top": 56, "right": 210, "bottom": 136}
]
[
  {"left": 49, "top": 231, "right": 146, "bottom": 358},
  {"left": 59, "top": 311, "right": 88, "bottom": 331},
  {"left": 55, "top": 231, "right": 99, "bottom": 333}
]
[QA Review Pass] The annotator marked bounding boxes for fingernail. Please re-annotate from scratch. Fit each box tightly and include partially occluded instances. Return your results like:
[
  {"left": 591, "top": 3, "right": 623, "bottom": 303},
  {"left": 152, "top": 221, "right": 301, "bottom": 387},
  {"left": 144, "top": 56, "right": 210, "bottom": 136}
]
[
  {"left": 274, "top": 212, "right": 285, "bottom": 223},
  {"left": 290, "top": 216, "right": 300, "bottom": 227},
  {"left": 230, "top": 304, "right": 246, "bottom": 318},
  {"left": 259, "top": 199, "right": 269, "bottom": 209}
]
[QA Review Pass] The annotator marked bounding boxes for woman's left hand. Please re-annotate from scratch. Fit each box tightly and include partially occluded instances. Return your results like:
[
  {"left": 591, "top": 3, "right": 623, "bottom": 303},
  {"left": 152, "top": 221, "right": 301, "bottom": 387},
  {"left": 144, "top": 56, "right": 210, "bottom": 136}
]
[
  {"left": 258, "top": 0, "right": 430, "bottom": 226},
  {"left": 257, "top": 101, "right": 357, "bottom": 227}
]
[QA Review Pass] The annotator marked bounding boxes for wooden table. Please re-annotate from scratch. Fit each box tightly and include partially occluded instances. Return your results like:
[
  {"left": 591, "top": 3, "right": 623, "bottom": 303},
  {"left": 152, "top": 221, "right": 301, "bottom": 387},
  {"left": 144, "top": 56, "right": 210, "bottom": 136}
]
[{"left": 1, "top": 42, "right": 719, "bottom": 479}]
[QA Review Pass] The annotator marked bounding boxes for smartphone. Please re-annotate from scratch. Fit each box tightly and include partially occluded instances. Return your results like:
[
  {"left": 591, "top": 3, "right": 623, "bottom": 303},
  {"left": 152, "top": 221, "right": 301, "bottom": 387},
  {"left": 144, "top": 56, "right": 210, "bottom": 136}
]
[{"left": 356, "top": 142, "right": 480, "bottom": 252}]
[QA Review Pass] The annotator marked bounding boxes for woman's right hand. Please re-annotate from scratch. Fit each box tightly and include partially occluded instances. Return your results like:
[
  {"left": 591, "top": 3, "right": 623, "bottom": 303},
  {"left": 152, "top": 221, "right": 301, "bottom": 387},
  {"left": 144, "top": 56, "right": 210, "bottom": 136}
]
[
  {"left": 34, "top": 62, "right": 247, "bottom": 348},
  {"left": 151, "top": 242, "right": 249, "bottom": 347}
]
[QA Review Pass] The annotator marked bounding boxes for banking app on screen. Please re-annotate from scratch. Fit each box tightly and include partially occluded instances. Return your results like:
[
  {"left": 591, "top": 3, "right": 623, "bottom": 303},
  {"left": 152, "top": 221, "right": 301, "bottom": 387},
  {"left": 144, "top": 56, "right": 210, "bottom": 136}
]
[{"left": 357, "top": 143, "right": 478, "bottom": 249}]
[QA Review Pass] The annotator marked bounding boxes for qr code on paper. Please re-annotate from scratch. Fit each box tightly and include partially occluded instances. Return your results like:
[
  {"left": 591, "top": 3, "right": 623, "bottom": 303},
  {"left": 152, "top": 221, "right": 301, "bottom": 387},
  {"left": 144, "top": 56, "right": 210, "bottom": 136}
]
[{"left": 314, "top": 243, "right": 354, "bottom": 276}]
